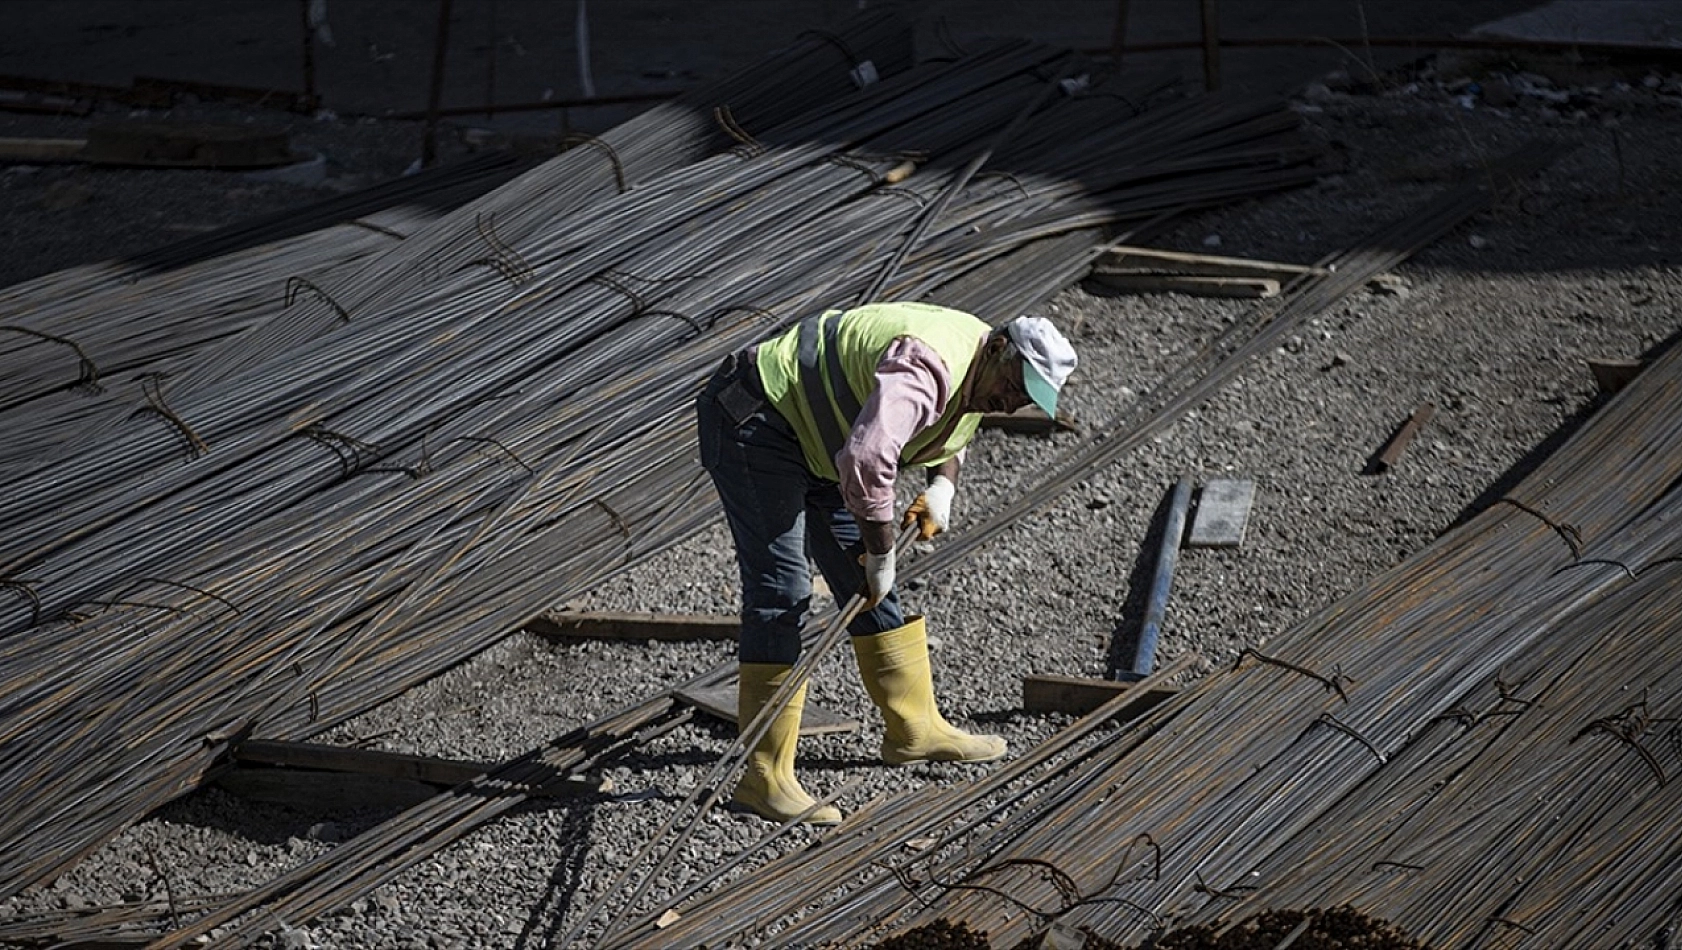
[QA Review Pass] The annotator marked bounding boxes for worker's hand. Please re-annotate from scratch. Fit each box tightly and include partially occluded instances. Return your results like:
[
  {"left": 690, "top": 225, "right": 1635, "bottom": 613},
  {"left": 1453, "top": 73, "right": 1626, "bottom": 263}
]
[
  {"left": 861, "top": 548, "right": 896, "bottom": 608},
  {"left": 902, "top": 475, "right": 956, "bottom": 540}
]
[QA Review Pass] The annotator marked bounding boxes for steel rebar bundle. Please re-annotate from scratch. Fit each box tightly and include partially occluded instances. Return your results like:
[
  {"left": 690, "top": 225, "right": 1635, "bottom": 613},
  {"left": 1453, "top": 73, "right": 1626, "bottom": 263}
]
[
  {"left": 597, "top": 144, "right": 1650, "bottom": 950},
  {"left": 697, "top": 248, "right": 1682, "bottom": 949}
]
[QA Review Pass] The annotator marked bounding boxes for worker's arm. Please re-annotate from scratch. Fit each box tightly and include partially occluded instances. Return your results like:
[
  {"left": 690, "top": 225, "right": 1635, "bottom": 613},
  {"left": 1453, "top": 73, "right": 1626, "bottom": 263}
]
[{"left": 836, "top": 338, "right": 953, "bottom": 556}]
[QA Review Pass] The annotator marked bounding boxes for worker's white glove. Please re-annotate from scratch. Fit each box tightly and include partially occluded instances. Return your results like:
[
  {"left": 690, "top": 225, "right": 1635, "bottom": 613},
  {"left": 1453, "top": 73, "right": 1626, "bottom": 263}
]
[
  {"left": 902, "top": 475, "right": 956, "bottom": 540},
  {"left": 862, "top": 548, "right": 896, "bottom": 608}
]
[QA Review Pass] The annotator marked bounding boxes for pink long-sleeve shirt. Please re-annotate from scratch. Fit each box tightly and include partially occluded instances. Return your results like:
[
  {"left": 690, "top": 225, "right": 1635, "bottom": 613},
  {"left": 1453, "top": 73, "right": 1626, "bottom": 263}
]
[{"left": 834, "top": 335, "right": 978, "bottom": 523}]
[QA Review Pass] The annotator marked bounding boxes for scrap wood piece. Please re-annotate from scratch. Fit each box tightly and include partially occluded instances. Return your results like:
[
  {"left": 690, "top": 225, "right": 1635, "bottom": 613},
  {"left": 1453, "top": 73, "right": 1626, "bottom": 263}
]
[
  {"left": 227, "top": 739, "right": 608, "bottom": 805},
  {"left": 234, "top": 739, "right": 498, "bottom": 787},
  {"left": 1585, "top": 358, "right": 1646, "bottom": 395},
  {"left": 527, "top": 609, "right": 739, "bottom": 642},
  {"left": 1020, "top": 672, "right": 1179, "bottom": 717},
  {"left": 0, "top": 137, "right": 87, "bottom": 163},
  {"left": 676, "top": 683, "right": 860, "bottom": 736},
  {"left": 1187, "top": 477, "right": 1256, "bottom": 548},
  {"left": 980, "top": 407, "right": 1078, "bottom": 433},
  {"left": 1089, "top": 273, "right": 1280, "bottom": 299},
  {"left": 1370, "top": 401, "right": 1436, "bottom": 473},
  {"left": 1095, "top": 245, "right": 1329, "bottom": 280}
]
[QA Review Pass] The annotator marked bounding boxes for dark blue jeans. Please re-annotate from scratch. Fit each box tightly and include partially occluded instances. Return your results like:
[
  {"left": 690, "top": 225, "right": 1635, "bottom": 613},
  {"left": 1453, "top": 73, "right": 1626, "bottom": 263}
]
[{"left": 697, "top": 352, "right": 904, "bottom": 665}]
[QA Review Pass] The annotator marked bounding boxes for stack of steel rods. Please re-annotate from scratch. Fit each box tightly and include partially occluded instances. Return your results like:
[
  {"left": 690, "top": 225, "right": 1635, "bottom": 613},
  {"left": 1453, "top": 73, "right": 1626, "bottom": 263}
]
[
  {"left": 589, "top": 143, "right": 1585, "bottom": 948},
  {"left": 0, "top": 30, "right": 1324, "bottom": 933},
  {"left": 0, "top": 13, "right": 917, "bottom": 468},
  {"left": 756, "top": 284, "right": 1682, "bottom": 947}
]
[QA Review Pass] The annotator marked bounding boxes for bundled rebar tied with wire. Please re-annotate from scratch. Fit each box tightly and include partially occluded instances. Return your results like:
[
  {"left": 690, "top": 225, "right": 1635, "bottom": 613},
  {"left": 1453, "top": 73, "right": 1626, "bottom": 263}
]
[
  {"left": 618, "top": 153, "right": 1682, "bottom": 948},
  {"left": 0, "top": 17, "right": 1326, "bottom": 939}
]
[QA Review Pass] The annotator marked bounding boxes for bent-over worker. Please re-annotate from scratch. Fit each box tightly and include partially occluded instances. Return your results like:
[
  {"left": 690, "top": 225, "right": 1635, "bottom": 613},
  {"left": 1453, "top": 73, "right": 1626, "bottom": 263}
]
[{"left": 696, "top": 301, "right": 1078, "bottom": 824}]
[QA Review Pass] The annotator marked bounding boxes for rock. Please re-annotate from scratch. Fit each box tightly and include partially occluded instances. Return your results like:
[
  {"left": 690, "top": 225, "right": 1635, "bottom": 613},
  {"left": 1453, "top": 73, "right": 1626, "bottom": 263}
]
[
  {"left": 1302, "top": 81, "right": 1338, "bottom": 103},
  {"left": 308, "top": 822, "right": 343, "bottom": 843}
]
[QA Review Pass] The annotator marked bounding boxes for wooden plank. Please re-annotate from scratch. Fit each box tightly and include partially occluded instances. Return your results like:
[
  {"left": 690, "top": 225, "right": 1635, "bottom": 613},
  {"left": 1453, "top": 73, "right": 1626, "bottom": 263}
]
[
  {"left": 676, "top": 683, "right": 860, "bottom": 736},
  {"left": 1096, "top": 245, "right": 1327, "bottom": 280},
  {"left": 1020, "top": 673, "right": 1178, "bottom": 717},
  {"left": 1187, "top": 478, "right": 1255, "bottom": 548},
  {"left": 1090, "top": 273, "right": 1280, "bottom": 299},
  {"left": 234, "top": 739, "right": 496, "bottom": 787},
  {"left": 979, "top": 407, "right": 1077, "bottom": 434},
  {"left": 527, "top": 609, "right": 739, "bottom": 642},
  {"left": 1585, "top": 358, "right": 1645, "bottom": 395},
  {"left": 1371, "top": 402, "right": 1436, "bottom": 473},
  {"left": 228, "top": 740, "right": 607, "bottom": 802},
  {"left": 0, "top": 137, "right": 87, "bottom": 163}
]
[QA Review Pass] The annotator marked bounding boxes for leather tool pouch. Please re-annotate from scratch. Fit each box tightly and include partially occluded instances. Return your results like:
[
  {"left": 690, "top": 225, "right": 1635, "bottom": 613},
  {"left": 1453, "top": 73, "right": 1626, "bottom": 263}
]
[{"left": 716, "top": 378, "right": 764, "bottom": 427}]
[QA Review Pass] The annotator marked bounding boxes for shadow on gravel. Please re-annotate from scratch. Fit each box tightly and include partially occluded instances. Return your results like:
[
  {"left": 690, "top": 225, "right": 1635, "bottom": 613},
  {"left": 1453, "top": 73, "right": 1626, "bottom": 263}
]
[
  {"left": 1445, "top": 325, "right": 1682, "bottom": 534},
  {"left": 513, "top": 799, "right": 597, "bottom": 950},
  {"left": 154, "top": 785, "right": 403, "bottom": 848}
]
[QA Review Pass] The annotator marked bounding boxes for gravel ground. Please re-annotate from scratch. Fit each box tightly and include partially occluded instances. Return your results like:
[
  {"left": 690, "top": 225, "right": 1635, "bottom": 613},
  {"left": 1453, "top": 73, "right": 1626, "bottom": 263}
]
[{"left": 4, "top": 53, "right": 1682, "bottom": 950}]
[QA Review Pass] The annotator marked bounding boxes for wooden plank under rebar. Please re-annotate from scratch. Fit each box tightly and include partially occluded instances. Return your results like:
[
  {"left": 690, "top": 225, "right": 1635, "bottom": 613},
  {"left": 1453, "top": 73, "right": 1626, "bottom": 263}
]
[
  {"left": 527, "top": 610, "right": 739, "bottom": 642},
  {"left": 1586, "top": 358, "right": 1646, "bottom": 395},
  {"left": 676, "top": 683, "right": 860, "bottom": 736},
  {"left": 1096, "top": 246, "right": 1327, "bottom": 280},
  {"left": 980, "top": 408, "right": 1077, "bottom": 433},
  {"left": 1092, "top": 273, "right": 1280, "bottom": 299},
  {"left": 235, "top": 739, "right": 498, "bottom": 787},
  {"left": 228, "top": 739, "right": 608, "bottom": 802},
  {"left": 0, "top": 138, "right": 85, "bottom": 163},
  {"left": 1021, "top": 672, "right": 1178, "bottom": 717}
]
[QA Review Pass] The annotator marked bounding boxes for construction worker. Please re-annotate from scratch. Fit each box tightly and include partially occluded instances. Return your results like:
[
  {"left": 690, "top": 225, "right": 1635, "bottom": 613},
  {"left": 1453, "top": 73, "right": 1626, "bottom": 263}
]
[{"left": 696, "top": 301, "right": 1077, "bottom": 824}]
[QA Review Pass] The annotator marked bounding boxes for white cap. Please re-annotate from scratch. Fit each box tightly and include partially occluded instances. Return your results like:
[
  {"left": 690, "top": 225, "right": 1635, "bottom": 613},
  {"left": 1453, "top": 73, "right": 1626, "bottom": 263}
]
[{"left": 1005, "top": 316, "right": 1077, "bottom": 416}]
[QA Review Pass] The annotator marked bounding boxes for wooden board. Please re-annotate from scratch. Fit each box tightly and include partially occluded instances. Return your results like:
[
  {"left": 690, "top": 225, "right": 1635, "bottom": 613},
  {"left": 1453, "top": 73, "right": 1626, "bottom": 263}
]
[
  {"left": 676, "top": 683, "right": 861, "bottom": 736},
  {"left": 235, "top": 739, "right": 496, "bottom": 787},
  {"left": 1090, "top": 273, "right": 1280, "bottom": 299},
  {"left": 1586, "top": 358, "right": 1645, "bottom": 395},
  {"left": 0, "top": 137, "right": 87, "bottom": 163},
  {"left": 1187, "top": 478, "right": 1256, "bottom": 548},
  {"left": 228, "top": 740, "right": 607, "bottom": 804},
  {"left": 980, "top": 408, "right": 1077, "bottom": 433},
  {"left": 527, "top": 610, "right": 738, "bottom": 642},
  {"left": 1020, "top": 673, "right": 1179, "bottom": 717},
  {"left": 1096, "top": 245, "right": 1327, "bottom": 280}
]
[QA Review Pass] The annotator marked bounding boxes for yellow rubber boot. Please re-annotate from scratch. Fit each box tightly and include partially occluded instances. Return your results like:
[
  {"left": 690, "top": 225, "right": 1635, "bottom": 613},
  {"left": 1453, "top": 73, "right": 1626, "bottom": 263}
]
[
  {"left": 730, "top": 664, "right": 843, "bottom": 825},
  {"left": 852, "top": 617, "right": 1007, "bottom": 766}
]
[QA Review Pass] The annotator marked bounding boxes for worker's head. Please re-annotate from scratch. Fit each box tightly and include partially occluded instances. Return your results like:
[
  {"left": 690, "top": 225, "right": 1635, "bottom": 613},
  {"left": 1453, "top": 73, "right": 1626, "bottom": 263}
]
[{"left": 967, "top": 316, "right": 1077, "bottom": 416}]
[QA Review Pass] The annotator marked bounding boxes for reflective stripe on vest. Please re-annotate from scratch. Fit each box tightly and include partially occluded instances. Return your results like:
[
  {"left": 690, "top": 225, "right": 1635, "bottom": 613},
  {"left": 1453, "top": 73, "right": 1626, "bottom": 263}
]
[{"left": 796, "top": 313, "right": 864, "bottom": 463}]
